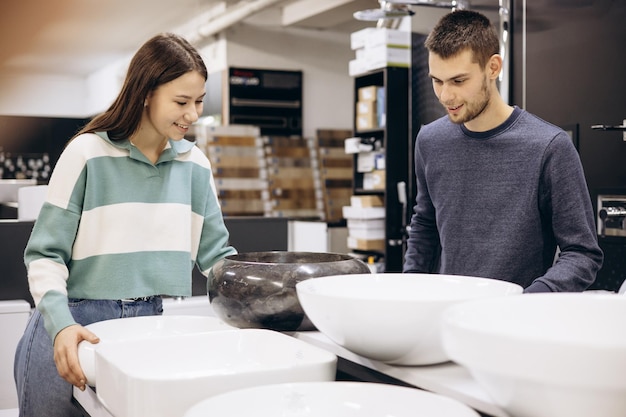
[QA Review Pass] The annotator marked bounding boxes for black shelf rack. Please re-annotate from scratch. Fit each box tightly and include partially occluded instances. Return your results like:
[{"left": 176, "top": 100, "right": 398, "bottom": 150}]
[{"left": 352, "top": 67, "right": 411, "bottom": 272}]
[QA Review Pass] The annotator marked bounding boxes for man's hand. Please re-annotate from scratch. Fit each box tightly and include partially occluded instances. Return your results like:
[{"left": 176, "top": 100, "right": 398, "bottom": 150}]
[{"left": 53, "top": 324, "right": 100, "bottom": 391}]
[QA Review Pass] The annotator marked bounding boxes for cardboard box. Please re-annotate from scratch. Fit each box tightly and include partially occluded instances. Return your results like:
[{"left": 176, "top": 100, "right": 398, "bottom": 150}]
[
  {"left": 374, "top": 152, "right": 385, "bottom": 170},
  {"left": 342, "top": 205, "right": 385, "bottom": 219},
  {"left": 347, "top": 236, "right": 385, "bottom": 251},
  {"left": 358, "top": 85, "right": 379, "bottom": 102},
  {"left": 356, "top": 112, "right": 378, "bottom": 131},
  {"left": 206, "top": 125, "right": 261, "bottom": 137},
  {"left": 350, "top": 195, "right": 384, "bottom": 208},
  {"left": 356, "top": 151, "right": 385, "bottom": 173},
  {"left": 364, "top": 28, "right": 411, "bottom": 49},
  {"left": 348, "top": 227, "right": 385, "bottom": 240},
  {"left": 363, "top": 169, "right": 386, "bottom": 190},
  {"left": 316, "top": 128, "right": 353, "bottom": 141},
  {"left": 348, "top": 58, "right": 369, "bottom": 77},
  {"left": 355, "top": 90, "right": 384, "bottom": 131},
  {"left": 356, "top": 100, "right": 377, "bottom": 115},
  {"left": 376, "top": 88, "right": 386, "bottom": 128},
  {"left": 347, "top": 218, "right": 385, "bottom": 229},
  {"left": 347, "top": 210, "right": 385, "bottom": 241},
  {"left": 356, "top": 152, "right": 376, "bottom": 173},
  {"left": 363, "top": 45, "right": 411, "bottom": 68},
  {"left": 350, "top": 27, "right": 376, "bottom": 50}
]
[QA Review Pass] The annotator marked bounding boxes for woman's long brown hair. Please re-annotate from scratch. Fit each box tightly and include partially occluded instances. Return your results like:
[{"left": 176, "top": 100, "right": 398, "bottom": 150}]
[{"left": 75, "top": 33, "right": 207, "bottom": 141}]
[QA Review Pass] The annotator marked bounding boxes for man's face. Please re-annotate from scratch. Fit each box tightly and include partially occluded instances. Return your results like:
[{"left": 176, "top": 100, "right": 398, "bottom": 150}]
[{"left": 428, "top": 49, "right": 491, "bottom": 125}]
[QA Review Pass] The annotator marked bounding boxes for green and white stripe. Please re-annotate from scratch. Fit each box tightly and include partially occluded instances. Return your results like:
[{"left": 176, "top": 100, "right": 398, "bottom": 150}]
[{"left": 25, "top": 132, "right": 235, "bottom": 339}]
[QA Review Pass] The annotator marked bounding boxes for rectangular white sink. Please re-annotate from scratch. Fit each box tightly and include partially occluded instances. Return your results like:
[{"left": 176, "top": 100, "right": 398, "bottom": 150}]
[
  {"left": 94, "top": 328, "right": 337, "bottom": 417},
  {"left": 79, "top": 315, "right": 235, "bottom": 386}
]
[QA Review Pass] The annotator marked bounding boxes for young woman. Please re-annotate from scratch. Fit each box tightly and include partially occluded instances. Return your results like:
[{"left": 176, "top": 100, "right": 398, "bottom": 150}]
[{"left": 14, "top": 33, "right": 236, "bottom": 417}]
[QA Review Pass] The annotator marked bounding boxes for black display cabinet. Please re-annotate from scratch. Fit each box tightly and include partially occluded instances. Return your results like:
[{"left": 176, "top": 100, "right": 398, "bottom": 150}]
[
  {"left": 352, "top": 67, "right": 410, "bottom": 272},
  {"left": 204, "top": 67, "right": 302, "bottom": 137}
]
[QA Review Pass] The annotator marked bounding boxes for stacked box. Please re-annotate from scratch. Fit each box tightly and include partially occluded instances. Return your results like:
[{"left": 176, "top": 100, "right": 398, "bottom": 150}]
[
  {"left": 313, "top": 129, "right": 354, "bottom": 222},
  {"left": 356, "top": 86, "right": 385, "bottom": 132},
  {"left": 343, "top": 195, "right": 385, "bottom": 252},
  {"left": 264, "top": 136, "right": 323, "bottom": 219},
  {"left": 349, "top": 28, "right": 411, "bottom": 76},
  {"left": 196, "top": 125, "right": 270, "bottom": 216},
  {"left": 193, "top": 125, "right": 381, "bottom": 224}
]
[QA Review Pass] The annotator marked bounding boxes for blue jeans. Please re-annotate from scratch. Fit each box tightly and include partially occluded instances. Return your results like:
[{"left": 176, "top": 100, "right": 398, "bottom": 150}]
[{"left": 14, "top": 297, "right": 163, "bottom": 417}]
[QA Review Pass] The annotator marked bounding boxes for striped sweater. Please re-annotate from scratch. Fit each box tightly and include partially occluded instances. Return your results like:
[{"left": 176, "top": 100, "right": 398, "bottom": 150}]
[{"left": 24, "top": 132, "right": 236, "bottom": 340}]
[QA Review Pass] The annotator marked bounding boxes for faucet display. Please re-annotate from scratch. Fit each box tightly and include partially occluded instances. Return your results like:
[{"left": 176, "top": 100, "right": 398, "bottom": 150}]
[{"left": 597, "top": 194, "right": 626, "bottom": 238}]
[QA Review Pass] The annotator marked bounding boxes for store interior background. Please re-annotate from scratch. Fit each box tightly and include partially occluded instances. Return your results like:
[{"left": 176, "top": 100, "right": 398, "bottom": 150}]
[{"left": 0, "top": 0, "right": 625, "bottom": 289}]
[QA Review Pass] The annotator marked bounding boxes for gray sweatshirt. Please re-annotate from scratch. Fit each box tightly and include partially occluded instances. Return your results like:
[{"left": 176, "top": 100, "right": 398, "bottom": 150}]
[{"left": 403, "top": 107, "right": 603, "bottom": 292}]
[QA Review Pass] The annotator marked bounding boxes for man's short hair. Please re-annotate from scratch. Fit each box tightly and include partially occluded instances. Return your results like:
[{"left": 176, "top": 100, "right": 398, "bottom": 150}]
[{"left": 425, "top": 10, "right": 500, "bottom": 68}]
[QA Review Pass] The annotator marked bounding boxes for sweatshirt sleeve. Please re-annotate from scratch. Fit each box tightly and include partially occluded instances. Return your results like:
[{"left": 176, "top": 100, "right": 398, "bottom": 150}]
[
  {"left": 24, "top": 139, "right": 87, "bottom": 341},
  {"left": 403, "top": 132, "right": 441, "bottom": 273},
  {"left": 529, "top": 132, "right": 603, "bottom": 291},
  {"left": 195, "top": 158, "right": 237, "bottom": 276},
  {"left": 195, "top": 205, "right": 237, "bottom": 276}
]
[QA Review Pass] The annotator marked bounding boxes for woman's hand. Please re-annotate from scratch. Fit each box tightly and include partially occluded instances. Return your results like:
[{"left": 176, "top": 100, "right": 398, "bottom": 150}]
[{"left": 53, "top": 324, "right": 100, "bottom": 391}]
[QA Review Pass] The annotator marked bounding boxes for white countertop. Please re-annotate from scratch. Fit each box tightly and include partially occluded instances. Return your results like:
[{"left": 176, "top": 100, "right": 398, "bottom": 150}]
[{"left": 291, "top": 331, "right": 510, "bottom": 417}]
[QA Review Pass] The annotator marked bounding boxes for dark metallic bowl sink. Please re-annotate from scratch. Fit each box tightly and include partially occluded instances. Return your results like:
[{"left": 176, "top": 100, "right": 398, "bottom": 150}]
[{"left": 208, "top": 251, "right": 370, "bottom": 331}]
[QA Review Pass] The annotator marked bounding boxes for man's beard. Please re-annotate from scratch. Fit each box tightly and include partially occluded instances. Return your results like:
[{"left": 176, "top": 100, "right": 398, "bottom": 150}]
[{"left": 446, "top": 76, "right": 490, "bottom": 125}]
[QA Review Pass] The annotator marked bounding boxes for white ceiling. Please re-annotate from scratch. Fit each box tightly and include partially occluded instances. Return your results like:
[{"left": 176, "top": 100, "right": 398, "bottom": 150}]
[
  {"left": 0, "top": 0, "right": 374, "bottom": 79},
  {"left": 0, "top": 0, "right": 501, "bottom": 81}
]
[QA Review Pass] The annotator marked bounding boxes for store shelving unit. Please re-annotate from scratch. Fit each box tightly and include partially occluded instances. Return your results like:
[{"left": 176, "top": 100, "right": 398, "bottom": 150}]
[{"left": 351, "top": 67, "right": 411, "bottom": 272}]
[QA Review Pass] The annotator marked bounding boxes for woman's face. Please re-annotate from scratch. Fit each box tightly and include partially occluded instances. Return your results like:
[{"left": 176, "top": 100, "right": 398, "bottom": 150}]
[{"left": 143, "top": 70, "right": 206, "bottom": 141}]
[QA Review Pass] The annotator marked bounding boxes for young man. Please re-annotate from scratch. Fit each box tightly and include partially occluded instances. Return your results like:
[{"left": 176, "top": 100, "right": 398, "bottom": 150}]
[{"left": 403, "top": 10, "right": 602, "bottom": 292}]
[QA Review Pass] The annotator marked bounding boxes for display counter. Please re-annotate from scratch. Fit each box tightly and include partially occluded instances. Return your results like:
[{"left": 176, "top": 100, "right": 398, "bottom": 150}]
[
  {"left": 291, "top": 331, "right": 509, "bottom": 417},
  {"left": 74, "top": 330, "right": 509, "bottom": 417},
  {"left": 0, "top": 217, "right": 289, "bottom": 305}
]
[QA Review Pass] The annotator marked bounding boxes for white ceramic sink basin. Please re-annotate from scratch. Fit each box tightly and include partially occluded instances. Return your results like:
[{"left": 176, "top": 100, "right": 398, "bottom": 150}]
[
  {"left": 184, "top": 381, "right": 481, "bottom": 417},
  {"left": 78, "top": 315, "right": 234, "bottom": 385},
  {"left": 94, "top": 328, "right": 337, "bottom": 417},
  {"left": 296, "top": 273, "right": 522, "bottom": 365},
  {"left": 442, "top": 293, "right": 626, "bottom": 417}
]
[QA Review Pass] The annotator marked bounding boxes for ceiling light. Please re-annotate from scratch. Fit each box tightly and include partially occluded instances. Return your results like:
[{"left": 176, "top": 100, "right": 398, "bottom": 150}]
[
  {"left": 354, "top": 1, "right": 415, "bottom": 21},
  {"left": 383, "top": 0, "right": 469, "bottom": 9},
  {"left": 354, "top": 0, "right": 470, "bottom": 21}
]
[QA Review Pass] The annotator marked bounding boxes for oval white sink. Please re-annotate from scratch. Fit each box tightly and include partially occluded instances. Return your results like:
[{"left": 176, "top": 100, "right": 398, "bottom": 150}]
[
  {"left": 442, "top": 293, "right": 626, "bottom": 417},
  {"left": 184, "top": 381, "right": 481, "bottom": 417},
  {"left": 296, "top": 273, "right": 522, "bottom": 365},
  {"left": 78, "top": 315, "right": 234, "bottom": 385}
]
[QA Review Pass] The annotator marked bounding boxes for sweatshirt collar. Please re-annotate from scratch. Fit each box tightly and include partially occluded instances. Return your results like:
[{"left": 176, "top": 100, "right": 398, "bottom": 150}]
[
  {"left": 460, "top": 106, "right": 523, "bottom": 139},
  {"left": 95, "top": 131, "right": 195, "bottom": 163}
]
